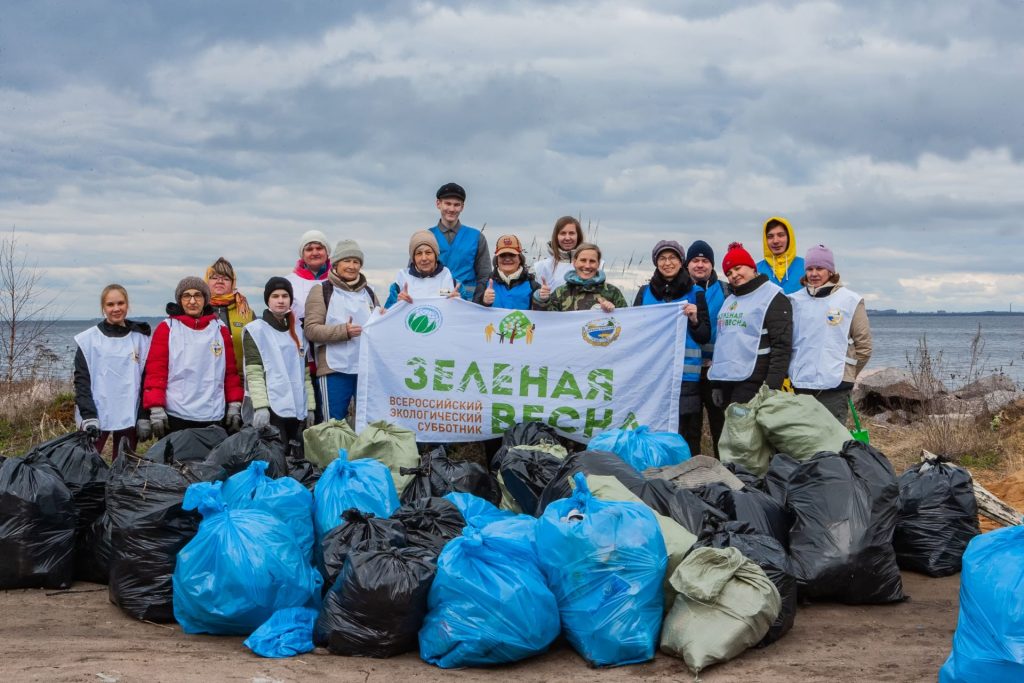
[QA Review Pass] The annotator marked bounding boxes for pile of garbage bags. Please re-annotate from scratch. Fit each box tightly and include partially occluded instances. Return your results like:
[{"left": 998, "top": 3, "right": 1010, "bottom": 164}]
[{"left": 0, "top": 418, "right": 988, "bottom": 675}]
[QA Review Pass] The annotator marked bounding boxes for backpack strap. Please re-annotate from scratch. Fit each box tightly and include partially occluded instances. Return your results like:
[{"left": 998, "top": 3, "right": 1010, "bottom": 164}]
[{"left": 321, "top": 280, "right": 334, "bottom": 309}]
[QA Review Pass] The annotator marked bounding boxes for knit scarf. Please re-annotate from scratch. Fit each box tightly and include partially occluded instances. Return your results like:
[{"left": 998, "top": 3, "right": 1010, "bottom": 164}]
[
  {"left": 205, "top": 266, "right": 252, "bottom": 317},
  {"left": 496, "top": 267, "right": 523, "bottom": 286},
  {"left": 648, "top": 269, "right": 693, "bottom": 302},
  {"left": 292, "top": 258, "right": 330, "bottom": 281}
]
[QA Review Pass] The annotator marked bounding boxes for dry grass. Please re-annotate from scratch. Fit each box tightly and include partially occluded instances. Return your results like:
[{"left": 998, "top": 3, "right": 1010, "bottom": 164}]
[{"left": 0, "top": 378, "right": 75, "bottom": 455}]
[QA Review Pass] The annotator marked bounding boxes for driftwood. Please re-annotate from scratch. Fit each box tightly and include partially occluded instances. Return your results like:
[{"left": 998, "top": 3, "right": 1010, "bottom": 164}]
[{"left": 922, "top": 450, "right": 1022, "bottom": 528}]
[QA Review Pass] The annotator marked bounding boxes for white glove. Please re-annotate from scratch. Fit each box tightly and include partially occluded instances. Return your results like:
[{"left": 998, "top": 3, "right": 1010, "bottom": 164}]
[
  {"left": 305, "top": 412, "right": 316, "bottom": 429},
  {"left": 136, "top": 419, "right": 152, "bottom": 441},
  {"left": 81, "top": 418, "right": 101, "bottom": 438},
  {"left": 150, "top": 407, "right": 168, "bottom": 438},
  {"left": 252, "top": 407, "right": 271, "bottom": 430}
]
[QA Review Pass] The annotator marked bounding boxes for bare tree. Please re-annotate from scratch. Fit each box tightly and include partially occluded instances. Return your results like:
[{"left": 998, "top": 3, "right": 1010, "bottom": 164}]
[{"left": 0, "top": 228, "right": 62, "bottom": 384}]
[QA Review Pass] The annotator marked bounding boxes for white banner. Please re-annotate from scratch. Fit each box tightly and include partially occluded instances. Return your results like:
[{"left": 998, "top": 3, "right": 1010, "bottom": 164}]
[{"left": 355, "top": 298, "right": 684, "bottom": 443}]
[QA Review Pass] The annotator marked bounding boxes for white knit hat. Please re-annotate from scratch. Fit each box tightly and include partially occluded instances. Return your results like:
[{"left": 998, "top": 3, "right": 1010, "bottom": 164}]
[{"left": 298, "top": 230, "right": 330, "bottom": 258}]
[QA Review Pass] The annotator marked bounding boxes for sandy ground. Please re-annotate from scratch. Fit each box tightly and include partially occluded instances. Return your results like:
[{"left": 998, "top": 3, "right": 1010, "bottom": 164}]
[{"left": 0, "top": 571, "right": 958, "bottom": 683}]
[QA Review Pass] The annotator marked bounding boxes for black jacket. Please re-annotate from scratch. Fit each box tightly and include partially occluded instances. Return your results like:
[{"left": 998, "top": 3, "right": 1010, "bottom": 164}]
[
  {"left": 73, "top": 319, "right": 152, "bottom": 422},
  {"left": 716, "top": 274, "right": 792, "bottom": 395}
]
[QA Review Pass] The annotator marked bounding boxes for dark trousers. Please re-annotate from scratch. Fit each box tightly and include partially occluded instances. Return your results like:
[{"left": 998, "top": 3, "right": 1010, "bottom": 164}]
[
  {"left": 794, "top": 386, "right": 851, "bottom": 424},
  {"left": 269, "top": 410, "right": 303, "bottom": 456},
  {"left": 168, "top": 415, "right": 221, "bottom": 433},
  {"left": 95, "top": 428, "right": 137, "bottom": 461},
  {"left": 679, "top": 367, "right": 726, "bottom": 457}
]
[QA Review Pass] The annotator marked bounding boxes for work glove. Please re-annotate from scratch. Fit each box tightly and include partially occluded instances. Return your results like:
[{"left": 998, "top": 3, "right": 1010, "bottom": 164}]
[
  {"left": 305, "top": 412, "right": 316, "bottom": 429},
  {"left": 252, "top": 407, "right": 271, "bottom": 430},
  {"left": 712, "top": 389, "right": 725, "bottom": 409},
  {"left": 135, "top": 418, "right": 152, "bottom": 441},
  {"left": 150, "top": 407, "right": 169, "bottom": 438},
  {"left": 81, "top": 418, "right": 101, "bottom": 438},
  {"left": 225, "top": 402, "right": 243, "bottom": 433}
]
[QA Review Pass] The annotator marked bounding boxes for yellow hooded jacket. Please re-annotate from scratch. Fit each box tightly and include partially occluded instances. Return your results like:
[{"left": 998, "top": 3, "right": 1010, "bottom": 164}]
[{"left": 756, "top": 216, "right": 805, "bottom": 294}]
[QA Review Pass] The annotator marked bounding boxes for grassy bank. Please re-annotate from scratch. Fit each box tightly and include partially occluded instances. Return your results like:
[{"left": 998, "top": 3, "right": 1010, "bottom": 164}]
[{"left": 0, "top": 378, "right": 76, "bottom": 455}]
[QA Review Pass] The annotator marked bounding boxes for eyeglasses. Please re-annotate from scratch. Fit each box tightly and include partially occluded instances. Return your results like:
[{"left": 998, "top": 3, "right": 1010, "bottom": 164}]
[
  {"left": 208, "top": 275, "right": 231, "bottom": 283},
  {"left": 181, "top": 292, "right": 204, "bottom": 301},
  {"left": 657, "top": 254, "right": 681, "bottom": 263}
]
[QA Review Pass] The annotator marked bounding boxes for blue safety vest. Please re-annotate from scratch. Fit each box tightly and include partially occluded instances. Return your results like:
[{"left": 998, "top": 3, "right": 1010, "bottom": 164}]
[
  {"left": 492, "top": 278, "right": 534, "bottom": 310},
  {"left": 701, "top": 279, "right": 729, "bottom": 363},
  {"left": 757, "top": 257, "right": 805, "bottom": 294},
  {"left": 639, "top": 284, "right": 704, "bottom": 383},
  {"left": 431, "top": 225, "right": 481, "bottom": 301}
]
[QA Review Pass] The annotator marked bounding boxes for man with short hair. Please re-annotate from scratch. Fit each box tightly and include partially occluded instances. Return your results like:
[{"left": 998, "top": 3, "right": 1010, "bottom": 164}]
[
  {"left": 429, "top": 182, "right": 490, "bottom": 302},
  {"left": 756, "top": 216, "right": 805, "bottom": 294},
  {"left": 684, "top": 240, "right": 730, "bottom": 455}
]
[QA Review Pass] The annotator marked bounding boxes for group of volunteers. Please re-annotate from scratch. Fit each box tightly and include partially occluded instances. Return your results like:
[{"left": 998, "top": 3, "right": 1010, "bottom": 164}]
[{"left": 73, "top": 183, "right": 872, "bottom": 460}]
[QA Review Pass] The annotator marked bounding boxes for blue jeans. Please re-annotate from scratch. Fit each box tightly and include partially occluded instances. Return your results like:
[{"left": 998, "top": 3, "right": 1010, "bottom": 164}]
[{"left": 319, "top": 372, "right": 358, "bottom": 421}]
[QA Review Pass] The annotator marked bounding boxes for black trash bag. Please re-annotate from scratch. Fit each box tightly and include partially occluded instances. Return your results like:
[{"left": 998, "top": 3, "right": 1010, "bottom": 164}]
[
  {"left": 106, "top": 451, "right": 202, "bottom": 621},
  {"left": 144, "top": 425, "right": 228, "bottom": 464},
  {"left": 694, "top": 481, "right": 791, "bottom": 548},
  {"left": 694, "top": 519, "right": 797, "bottom": 647},
  {"left": 390, "top": 497, "right": 465, "bottom": 553},
  {"left": 636, "top": 478, "right": 728, "bottom": 537},
  {"left": 496, "top": 446, "right": 563, "bottom": 516},
  {"left": 783, "top": 441, "right": 905, "bottom": 604},
  {"left": 399, "top": 446, "right": 500, "bottom": 506},
  {"left": 535, "top": 449, "right": 647, "bottom": 514},
  {"left": 723, "top": 461, "right": 765, "bottom": 489},
  {"left": 314, "top": 546, "right": 437, "bottom": 657},
  {"left": 76, "top": 511, "right": 113, "bottom": 584},
  {"left": 201, "top": 425, "right": 288, "bottom": 480},
  {"left": 895, "top": 457, "right": 980, "bottom": 577},
  {"left": 0, "top": 454, "right": 77, "bottom": 589},
  {"left": 286, "top": 456, "right": 322, "bottom": 492},
  {"left": 27, "top": 431, "right": 110, "bottom": 579},
  {"left": 490, "top": 421, "right": 562, "bottom": 470},
  {"left": 763, "top": 452, "right": 803, "bottom": 506},
  {"left": 320, "top": 509, "right": 407, "bottom": 589}
]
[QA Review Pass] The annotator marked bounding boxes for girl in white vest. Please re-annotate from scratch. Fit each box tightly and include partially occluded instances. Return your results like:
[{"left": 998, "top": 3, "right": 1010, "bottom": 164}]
[
  {"left": 383, "top": 230, "right": 458, "bottom": 307},
  {"left": 709, "top": 242, "right": 793, "bottom": 409},
  {"left": 304, "top": 240, "right": 381, "bottom": 421},
  {"left": 73, "top": 284, "right": 151, "bottom": 460},
  {"left": 243, "top": 277, "right": 316, "bottom": 448},
  {"left": 533, "top": 215, "right": 605, "bottom": 290},
  {"left": 789, "top": 244, "right": 873, "bottom": 422},
  {"left": 142, "top": 276, "right": 245, "bottom": 437}
]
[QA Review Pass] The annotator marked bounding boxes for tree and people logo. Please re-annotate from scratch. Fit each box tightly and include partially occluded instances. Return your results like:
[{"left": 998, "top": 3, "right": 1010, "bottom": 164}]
[
  {"left": 484, "top": 310, "right": 535, "bottom": 344},
  {"left": 581, "top": 317, "right": 621, "bottom": 347},
  {"left": 405, "top": 305, "right": 443, "bottom": 335}
]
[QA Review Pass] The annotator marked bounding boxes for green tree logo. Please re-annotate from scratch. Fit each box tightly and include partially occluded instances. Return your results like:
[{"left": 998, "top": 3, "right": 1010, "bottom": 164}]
[
  {"left": 497, "top": 310, "right": 533, "bottom": 344},
  {"left": 405, "top": 306, "right": 443, "bottom": 335}
]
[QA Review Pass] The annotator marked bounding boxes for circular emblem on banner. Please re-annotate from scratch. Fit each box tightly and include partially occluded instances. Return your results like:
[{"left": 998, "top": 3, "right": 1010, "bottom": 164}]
[
  {"left": 406, "top": 305, "right": 443, "bottom": 335},
  {"left": 825, "top": 308, "right": 844, "bottom": 326},
  {"left": 582, "top": 317, "right": 621, "bottom": 347}
]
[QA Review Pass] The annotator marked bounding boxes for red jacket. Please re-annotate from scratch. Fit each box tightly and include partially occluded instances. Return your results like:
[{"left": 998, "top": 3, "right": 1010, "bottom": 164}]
[{"left": 142, "top": 312, "right": 244, "bottom": 411}]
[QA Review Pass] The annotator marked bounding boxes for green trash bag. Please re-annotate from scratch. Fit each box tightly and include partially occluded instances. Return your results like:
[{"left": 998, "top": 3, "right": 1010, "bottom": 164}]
[
  {"left": 586, "top": 474, "right": 696, "bottom": 612},
  {"left": 660, "top": 546, "right": 781, "bottom": 675},
  {"left": 347, "top": 421, "right": 419, "bottom": 495},
  {"left": 755, "top": 390, "right": 851, "bottom": 461},
  {"left": 302, "top": 419, "right": 357, "bottom": 468},
  {"left": 719, "top": 386, "right": 774, "bottom": 476}
]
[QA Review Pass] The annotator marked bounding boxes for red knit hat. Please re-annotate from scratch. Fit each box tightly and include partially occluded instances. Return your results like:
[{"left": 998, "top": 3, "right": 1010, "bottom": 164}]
[{"left": 722, "top": 242, "right": 756, "bottom": 273}]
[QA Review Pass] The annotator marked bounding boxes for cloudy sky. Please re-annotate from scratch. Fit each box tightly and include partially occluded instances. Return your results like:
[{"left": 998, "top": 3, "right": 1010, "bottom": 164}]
[{"left": 2, "top": 0, "right": 1023, "bottom": 318}]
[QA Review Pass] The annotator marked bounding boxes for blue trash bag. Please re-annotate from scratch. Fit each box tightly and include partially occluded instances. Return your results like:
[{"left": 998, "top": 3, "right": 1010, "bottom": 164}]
[
  {"left": 313, "top": 454, "right": 399, "bottom": 540},
  {"left": 244, "top": 607, "right": 319, "bottom": 658},
  {"left": 588, "top": 425, "right": 690, "bottom": 472},
  {"left": 223, "top": 461, "right": 315, "bottom": 562},
  {"left": 939, "top": 525, "right": 1024, "bottom": 683},
  {"left": 537, "top": 473, "right": 667, "bottom": 667},
  {"left": 419, "top": 517, "right": 560, "bottom": 667},
  {"left": 443, "top": 492, "right": 514, "bottom": 529},
  {"left": 172, "top": 481, "right": 323, "bottom": 635}
]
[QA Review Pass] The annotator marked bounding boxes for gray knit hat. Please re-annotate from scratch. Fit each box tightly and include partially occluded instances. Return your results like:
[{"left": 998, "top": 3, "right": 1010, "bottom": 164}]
[
  {"left": 175, "top": 276, "right": 210, "bottom": 304},
  {"left": 331, "top": 239, "right": 364, "bottom": 264},
  {"left": 298, "top": 229, "right": 330, "bottom": 258},
  {"left": 409, "top": 230, "right": 440, "bottom": 260}
]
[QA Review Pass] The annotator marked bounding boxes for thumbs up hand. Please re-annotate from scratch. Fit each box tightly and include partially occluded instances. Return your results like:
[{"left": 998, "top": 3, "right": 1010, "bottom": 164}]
[
  {"left": 537, "top": 277, "right": 551, "bottom": 302},
  {"left": 346, "top": 315, "right": 363, "bottom": 338},
  {"left": 397, "top": 282, "right": 413, "bottom": 304},
  {"left": 483, "top": 278, "right": 496, "bottom": 305}
]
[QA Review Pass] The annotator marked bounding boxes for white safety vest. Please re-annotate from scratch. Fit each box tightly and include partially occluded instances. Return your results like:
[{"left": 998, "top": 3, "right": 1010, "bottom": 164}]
[
  {"left": 393, "top": 267, "right": 455, "bottom": 302},
  {"left": 286, "top": 272, "right": 325, "bottom": 323},
  {"left": 244, "top": 318, "right": 308, "bottom": 420},
  {"left": 709, "top": 281, "right": 782, "bottom": 382},
  {"left": 74, "top": 326, "right": 149, "bottom": 431},
  {"left": 324, "top": 287, "right": 375, "bottom": 374},
  {"left": 788, "top": 287, "right": 863, "bottom": 390},
  {"left": 164, "top": 318, "right": 228, "bottom": 422}
]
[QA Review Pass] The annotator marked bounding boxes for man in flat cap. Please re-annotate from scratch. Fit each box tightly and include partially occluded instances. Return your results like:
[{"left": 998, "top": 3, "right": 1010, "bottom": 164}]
[{"left": 429, "top": 182, "right": 490, "bottom": 301}]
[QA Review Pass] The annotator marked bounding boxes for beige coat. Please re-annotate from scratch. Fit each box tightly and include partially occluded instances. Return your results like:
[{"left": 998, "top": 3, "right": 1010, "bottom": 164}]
[{"left": 303, "top": 271, "right": 379, "bottom": 376}]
